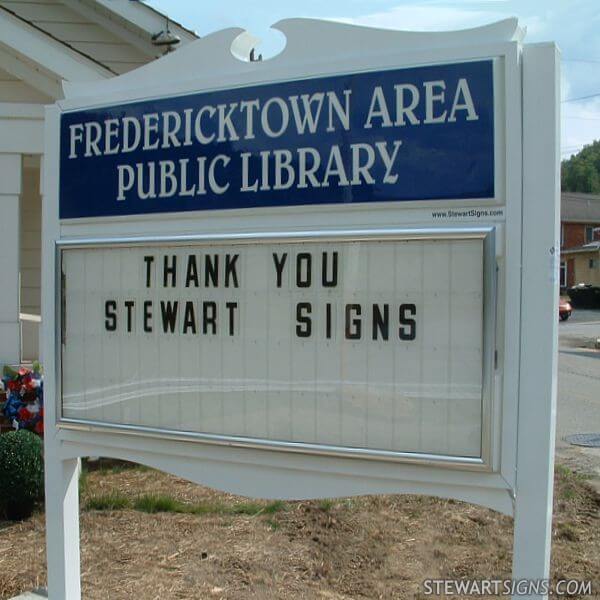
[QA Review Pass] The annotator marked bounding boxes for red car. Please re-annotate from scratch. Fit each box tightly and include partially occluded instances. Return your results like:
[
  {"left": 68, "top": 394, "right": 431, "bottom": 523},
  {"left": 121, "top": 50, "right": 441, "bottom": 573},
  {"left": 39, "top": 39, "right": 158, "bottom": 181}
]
[{"left": 559, "top": 298, "right": 572, "bottom": 321}]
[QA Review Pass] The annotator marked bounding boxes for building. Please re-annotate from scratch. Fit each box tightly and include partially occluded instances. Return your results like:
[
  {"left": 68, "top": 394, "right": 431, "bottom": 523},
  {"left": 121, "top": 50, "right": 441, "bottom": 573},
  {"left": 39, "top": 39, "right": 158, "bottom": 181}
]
[
  {"left": 560, "top": 192, "right": 600, "bottom": 288},
  {"left": 561, "top": 242, "right": 600, "bottom": 288},
  {"left": 0, "top": 0, "right": 196, "bottom": 365}
]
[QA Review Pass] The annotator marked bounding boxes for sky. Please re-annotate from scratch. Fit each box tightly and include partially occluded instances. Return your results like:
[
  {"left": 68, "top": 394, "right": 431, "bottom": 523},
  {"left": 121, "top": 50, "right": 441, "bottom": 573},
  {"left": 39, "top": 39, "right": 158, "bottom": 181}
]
[{"left": 145, "top": 0, "right": 600, "bottom": 159}]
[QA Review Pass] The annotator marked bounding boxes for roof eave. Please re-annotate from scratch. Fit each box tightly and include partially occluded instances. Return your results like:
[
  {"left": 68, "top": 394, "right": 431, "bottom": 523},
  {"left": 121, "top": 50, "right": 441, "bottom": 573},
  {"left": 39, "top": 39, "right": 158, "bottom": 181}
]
[
  {"left": 561, "top": 218, "right": 600, "bottom": 224},
  {"left": 562, "top": 245, "right": 600, "bottom": 255},
  {"left": 91, "top": 0, "right": 198, "bottom": 44},
  {"left": 0, "top": 6, "right": 113, "bottom": 91}
]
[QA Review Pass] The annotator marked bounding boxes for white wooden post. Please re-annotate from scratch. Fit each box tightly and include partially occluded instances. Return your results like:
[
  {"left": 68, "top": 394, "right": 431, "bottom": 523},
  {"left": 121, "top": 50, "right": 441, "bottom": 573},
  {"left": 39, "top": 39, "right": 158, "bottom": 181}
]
[
  {"left": 512, "top": 43, "right": 560, "bottom": 598},
  {"left": 0, "top": 153, "right": 21, "bottom": 366},
  {"left": 37, "top": 160, "right": 44, "bottom": 364},
  {"left": 42, "top": 110, "right": 82, "bottom": 600},
  {"left": 44, "top": 457, "right": 81, "bottom": 599}
]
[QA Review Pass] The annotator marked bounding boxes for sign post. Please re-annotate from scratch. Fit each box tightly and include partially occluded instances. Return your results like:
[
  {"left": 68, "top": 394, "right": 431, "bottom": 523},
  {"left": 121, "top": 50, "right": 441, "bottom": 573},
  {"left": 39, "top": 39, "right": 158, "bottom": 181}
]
[
  {"left": 512, "top": 43, "right": 561, "bottom": 590},
  {"left": 42, "top": 18, "right": 559, "bottom": 599}
]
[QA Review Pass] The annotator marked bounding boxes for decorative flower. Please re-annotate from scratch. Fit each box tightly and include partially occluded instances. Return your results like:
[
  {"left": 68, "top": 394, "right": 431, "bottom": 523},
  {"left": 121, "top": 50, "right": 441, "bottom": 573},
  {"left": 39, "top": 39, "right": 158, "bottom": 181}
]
[{"left": 2, "top": 365, "right": 43, "bottom": 435}]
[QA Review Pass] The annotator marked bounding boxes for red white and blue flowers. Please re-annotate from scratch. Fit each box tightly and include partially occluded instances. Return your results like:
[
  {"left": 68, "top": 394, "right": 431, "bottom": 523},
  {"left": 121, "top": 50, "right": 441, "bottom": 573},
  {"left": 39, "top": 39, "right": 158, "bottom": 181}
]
[{"left": 1, "top": 363, "right": 43, "bottom": 435}]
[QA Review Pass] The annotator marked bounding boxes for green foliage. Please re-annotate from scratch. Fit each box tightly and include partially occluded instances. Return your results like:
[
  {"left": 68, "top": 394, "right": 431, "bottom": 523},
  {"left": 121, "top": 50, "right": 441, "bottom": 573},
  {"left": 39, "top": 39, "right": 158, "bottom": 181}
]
[
  {"left": 228, "top": 500, "right": 284, "bottom": 515},
  {"left": 317, "top": 499, "right": 336, "bottom": 512},
  {"left": 0, "top": 430, "right": 44, "bottom": 520},
  {"left": 134, "top": 494, "right": 183, "bottom": 514},
  {"left": 86, "top": 492, "right": 130, "bottom": 511},
  {"left": 132, "top": 494, "right": 286, "bottom": 516},
  {"left": 84, "top": 490, "right": 287, "bottom": 518},
  {"left": 78, "top": 466, "right": 89, "bottom": 496},
  {"left": 561, "top": 140, "right": 600, "bottom": 193},
  {"left": 2, "top": 365, "right": 18, "bottom": 379},
  {"left": 261, "top": 500, "right": 286, "bottom": 515}
]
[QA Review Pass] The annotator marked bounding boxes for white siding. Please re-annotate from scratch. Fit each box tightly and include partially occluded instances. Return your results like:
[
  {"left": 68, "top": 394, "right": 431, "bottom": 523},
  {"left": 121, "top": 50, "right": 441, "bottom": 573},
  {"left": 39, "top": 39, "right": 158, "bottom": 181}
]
[
  {"left": 0, "top": 0, "right": 174, "bottom": 361},
  {"left": 0, "top": 0, "right": 152, "bottom": 74},
  {"left": 0, "top": 67, "right": 52, "bottom": 102},
  {"left": 20, "top": 161, "right": 41, "bottom": 316}
]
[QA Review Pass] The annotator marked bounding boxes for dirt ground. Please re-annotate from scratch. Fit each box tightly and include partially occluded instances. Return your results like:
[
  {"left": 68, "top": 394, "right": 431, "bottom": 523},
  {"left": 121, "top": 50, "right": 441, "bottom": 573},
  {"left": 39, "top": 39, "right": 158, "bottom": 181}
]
[{"left": 0, "top": 463, "right": 599, "bottom": 600}]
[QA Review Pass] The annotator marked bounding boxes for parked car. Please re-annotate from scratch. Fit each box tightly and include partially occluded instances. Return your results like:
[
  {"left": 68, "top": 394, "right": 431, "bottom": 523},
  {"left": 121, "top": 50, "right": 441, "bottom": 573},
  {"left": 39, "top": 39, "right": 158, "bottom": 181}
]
[
  {"left": 567, "top": 283, "right": 600, "bottom": 308},
  {"left": 559, "top": 298, "right": 572, "bottom": 321}
]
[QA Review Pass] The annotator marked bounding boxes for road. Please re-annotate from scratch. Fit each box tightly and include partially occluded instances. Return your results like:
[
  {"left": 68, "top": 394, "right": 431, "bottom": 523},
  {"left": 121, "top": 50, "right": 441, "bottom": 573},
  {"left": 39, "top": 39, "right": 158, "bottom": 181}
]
[{"left": 556, "top": 308, "right": 600, "bottom": 475}]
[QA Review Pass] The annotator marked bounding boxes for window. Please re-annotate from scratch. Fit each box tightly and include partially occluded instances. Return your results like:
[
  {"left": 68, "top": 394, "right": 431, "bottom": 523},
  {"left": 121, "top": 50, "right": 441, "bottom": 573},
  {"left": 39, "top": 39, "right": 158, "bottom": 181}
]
[
  {"left": 589, "top": 258, "right": 598, "bottom": 270},
  {"left": 560, "top": 261, "right": 567, "bottom": 287},
  {"left": 585, "top": 225, "right": 594, "bottom": 244}
]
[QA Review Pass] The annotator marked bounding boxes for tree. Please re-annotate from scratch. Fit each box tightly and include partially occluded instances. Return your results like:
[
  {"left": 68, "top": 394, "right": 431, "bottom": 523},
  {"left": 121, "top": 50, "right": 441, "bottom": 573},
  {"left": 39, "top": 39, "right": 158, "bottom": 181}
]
[{"left": 561, "top": 140, "right": 600, "bottom": 193}]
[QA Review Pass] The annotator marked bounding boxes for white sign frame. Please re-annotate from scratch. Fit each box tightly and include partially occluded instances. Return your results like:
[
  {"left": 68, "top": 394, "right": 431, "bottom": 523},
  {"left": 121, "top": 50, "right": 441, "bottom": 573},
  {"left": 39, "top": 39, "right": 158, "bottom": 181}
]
[{"left": 41, "top": 18, "right": 559, "bottom": 600}]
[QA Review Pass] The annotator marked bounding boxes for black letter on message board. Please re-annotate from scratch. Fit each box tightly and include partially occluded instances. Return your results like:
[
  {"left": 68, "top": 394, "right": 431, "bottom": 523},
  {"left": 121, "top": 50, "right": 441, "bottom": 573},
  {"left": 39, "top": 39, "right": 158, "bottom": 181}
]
[
  {"left": 124, "top": 300, "right": 135, "bottom": 333},
  {"left": 345, "top": 304, "right": 362, "bottom": 340},
  {"left": 372, "top": 304, "right": 389, "bottom": 340},
  {"left": 202, "top": 302, "right": 217, "bottom": 334},
  {"left": 205, "top": 255, "right": 219, "bottom": 287},
  {"left": 296, "top": 302, "right": 312, "bottom": 337},
  {"left": 226, "top": 302, "right": 238, "bottom": 336},
  {"left": 183, "top": 301, "right": 197, "bottom": 334},
  {"left": 143, "top": 301, "right": 153, "bottom": 332},
  {"left": 296, "top": 253, "right": 312, "bottom": 288},
  {"left": 273, "top": 253, "right": 287, "bottom": 287},
  {"left": 225, "top": 254, "right": 239, "bottom": 287},
  {"left": 144, "top": 256, "right": 154, "bottom": 288},
  {"left": 322, "top": 252, "right": 338, "bottom": 287},
  {"left": 163, "top": 255, "right": 177, "bottom": 287},
  {"left": 105, "top": 300, "right": 117, "bottom": 331},
  {"left": 325, "top": 303, "right": 333, "bottom": 339},
  {"left": 399, "top": 304, "right": 416, "bottom": 340},
  {"left": 185, "top": 255, "right": 199, "bottom": 288},
  {"left": 160, "top": 300, "right": 179, "bottom": 333}
]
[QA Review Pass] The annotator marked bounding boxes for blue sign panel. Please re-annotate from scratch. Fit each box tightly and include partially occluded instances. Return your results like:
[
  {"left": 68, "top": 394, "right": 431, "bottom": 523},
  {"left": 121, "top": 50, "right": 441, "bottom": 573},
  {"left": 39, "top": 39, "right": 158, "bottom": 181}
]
[{"left": 59, "top": 60, "right": 494, "bottom": 219}]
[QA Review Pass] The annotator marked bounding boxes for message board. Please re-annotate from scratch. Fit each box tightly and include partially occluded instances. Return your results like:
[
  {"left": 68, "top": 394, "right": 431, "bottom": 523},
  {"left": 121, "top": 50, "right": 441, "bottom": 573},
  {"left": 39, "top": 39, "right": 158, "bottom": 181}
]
[{"left": 59, "top": 231, "right": 493, "bottom": 465}]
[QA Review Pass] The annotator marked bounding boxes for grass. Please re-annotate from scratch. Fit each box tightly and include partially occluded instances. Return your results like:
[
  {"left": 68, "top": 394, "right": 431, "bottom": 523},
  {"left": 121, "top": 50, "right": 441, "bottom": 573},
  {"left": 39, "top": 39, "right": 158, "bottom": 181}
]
[
  {"left": 79, "top": 459, "right": 149, "bottom": 496},
  {"left": 133, "top": 494, "right": 185, "bottom": 514},
  {"left": 78, "top": 468, "right": 89, "bottom": 495},
  {"left": 85, "top": 492, "right": 131, "bottom": 511},
  {"left": 85, "top": 491, "right": 287, "bottom": 518},
  {"left": 554, "top": 464, "right": 594, "bottom": 503},
  {"left": 82, "top": 458, "right": 151, "bottom": 476},
  {"left": 556, "top": 522, "right": 580, "bottom": 542},
  {"left": 89, "top": 466, "right": 594, "bottom": 522},
  {"left": 555, "top": 463, "right": 592, "bottom": 481},
  {"left": 80, "top": 461, "right": 289, "bottom": 517},
  {"left": 317, "top": 499, "right": 336, "bottom": 512},
  {"left": 231, "top": 500, "right": 286, "bottom": 516}
]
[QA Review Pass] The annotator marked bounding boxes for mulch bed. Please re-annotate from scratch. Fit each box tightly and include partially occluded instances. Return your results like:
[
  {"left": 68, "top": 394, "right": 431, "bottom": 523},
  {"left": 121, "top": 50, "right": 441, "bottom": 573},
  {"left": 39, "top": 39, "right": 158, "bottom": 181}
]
[{"left": 0, "top": 464, "right": 599, "bottom": 599}]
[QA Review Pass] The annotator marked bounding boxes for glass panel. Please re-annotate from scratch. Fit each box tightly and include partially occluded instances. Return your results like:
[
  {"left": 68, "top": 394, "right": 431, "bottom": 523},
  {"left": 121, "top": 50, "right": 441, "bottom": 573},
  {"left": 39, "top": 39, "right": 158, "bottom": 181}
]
[{"left": 61, "top": 236, "right": 485, "bottom": 459}]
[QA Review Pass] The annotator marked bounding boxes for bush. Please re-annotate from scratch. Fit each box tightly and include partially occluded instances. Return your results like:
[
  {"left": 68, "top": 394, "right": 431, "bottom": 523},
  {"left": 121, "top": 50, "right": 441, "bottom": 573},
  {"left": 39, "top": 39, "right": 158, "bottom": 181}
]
[{"left": 0, "top": 430, "right": 44, "bottom": 520}]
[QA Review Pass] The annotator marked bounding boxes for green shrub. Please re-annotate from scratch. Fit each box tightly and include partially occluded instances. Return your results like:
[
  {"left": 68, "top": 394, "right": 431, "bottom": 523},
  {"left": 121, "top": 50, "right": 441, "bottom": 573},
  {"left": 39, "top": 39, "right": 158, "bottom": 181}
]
[{"left": 0, "top": 430, "right": 44, "bottom": 520}]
